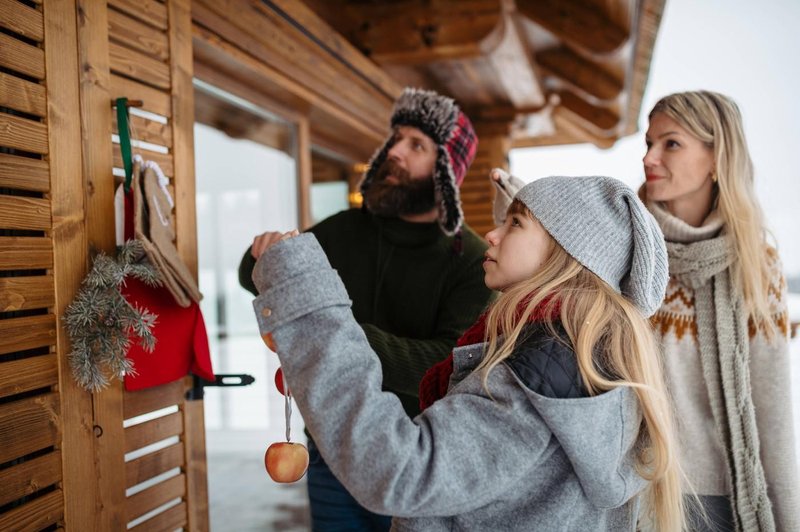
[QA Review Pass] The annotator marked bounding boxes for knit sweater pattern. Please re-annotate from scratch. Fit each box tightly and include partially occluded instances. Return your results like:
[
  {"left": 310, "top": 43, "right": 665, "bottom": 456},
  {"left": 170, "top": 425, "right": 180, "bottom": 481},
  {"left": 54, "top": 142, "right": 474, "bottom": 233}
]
[{"left": 648, "top": 202, "right": 799, "bottom": 531}]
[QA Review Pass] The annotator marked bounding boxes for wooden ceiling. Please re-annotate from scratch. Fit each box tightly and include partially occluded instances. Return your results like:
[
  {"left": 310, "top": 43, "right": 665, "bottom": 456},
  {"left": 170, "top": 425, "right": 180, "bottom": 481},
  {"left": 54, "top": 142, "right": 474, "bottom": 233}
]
[{"left": 300, "top": 0, "right": 665, "bottom": 149}]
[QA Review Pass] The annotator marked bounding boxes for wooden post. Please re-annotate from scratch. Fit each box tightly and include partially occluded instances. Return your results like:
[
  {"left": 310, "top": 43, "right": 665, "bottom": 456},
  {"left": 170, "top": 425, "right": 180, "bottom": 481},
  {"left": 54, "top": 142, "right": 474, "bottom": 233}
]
[
  {"left": 296, "top": 117, "right": 313, "bottom": 230},
  {"left": 168, "top": 0, "right": 210, "bottom": 528},
  {"left": 75, "top": 0, "right": 129, "bottom": 528},
  {"left": 45, "top": 0, "right": 98, "bottom": 528}
]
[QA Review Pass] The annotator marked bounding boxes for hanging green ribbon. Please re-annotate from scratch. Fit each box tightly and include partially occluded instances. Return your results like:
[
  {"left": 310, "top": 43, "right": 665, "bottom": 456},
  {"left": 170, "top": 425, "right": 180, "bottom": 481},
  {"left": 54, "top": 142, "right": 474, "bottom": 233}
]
[{"left": 115, "top": 97, "right": 134, "bottom": 192}]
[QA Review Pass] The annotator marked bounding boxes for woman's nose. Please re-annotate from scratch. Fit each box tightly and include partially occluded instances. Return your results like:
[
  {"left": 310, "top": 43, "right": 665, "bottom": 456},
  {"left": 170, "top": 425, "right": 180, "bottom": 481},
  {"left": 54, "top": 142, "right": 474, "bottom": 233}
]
[{"left": 643, "top": 147, "right": 659, "bottom": 167}]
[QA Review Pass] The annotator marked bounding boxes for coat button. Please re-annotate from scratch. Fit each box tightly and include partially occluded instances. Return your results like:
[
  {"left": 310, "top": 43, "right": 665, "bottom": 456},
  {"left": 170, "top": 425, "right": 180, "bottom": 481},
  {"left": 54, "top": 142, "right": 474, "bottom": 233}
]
[{"left": 261, "top": 307, "right": 272, "bottom": 317}]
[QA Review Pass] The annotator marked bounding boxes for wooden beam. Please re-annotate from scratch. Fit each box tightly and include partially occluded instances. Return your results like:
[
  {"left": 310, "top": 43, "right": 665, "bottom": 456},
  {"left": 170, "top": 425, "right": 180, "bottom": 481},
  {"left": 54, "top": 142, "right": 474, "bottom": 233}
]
[
  {"left": 516, "top": 0, "right": 629, "bottom": 54},
  {"left": 481, "top": 14, "right": 544, "bottom": 107},
  {"left": 549, "top": 110, "right": 617, "bottom": 149},
  {"left": 537, "top": 47, "right": 623, "bottom": 102},
  {"left": 556, "top": 90, "right": 619, "bottom": 134},
  {"left": 339, "top": 0, "right": 503, "bottom": 64},
  {"left": 266, "top": 0, "right": 401, "bottom": 100}
]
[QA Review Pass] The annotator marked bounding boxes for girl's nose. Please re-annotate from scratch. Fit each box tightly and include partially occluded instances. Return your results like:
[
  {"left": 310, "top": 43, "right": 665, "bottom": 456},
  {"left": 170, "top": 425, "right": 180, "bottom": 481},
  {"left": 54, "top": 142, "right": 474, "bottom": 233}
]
[{"left": 485, "top": 227, "right": 500, "bottom": 245}]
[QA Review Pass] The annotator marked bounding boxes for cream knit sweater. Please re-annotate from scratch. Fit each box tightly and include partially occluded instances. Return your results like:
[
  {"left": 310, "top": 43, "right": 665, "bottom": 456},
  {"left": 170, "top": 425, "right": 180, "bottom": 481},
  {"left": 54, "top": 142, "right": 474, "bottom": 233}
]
[{"left": 649, "top": 202, "right": 799, "bottom": 531}]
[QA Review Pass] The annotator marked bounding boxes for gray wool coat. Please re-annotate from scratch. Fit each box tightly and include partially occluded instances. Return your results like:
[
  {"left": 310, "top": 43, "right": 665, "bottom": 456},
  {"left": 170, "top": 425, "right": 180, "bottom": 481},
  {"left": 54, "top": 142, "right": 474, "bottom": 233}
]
[{"left": 253, "top": 234, "right": 648, "bottom": 531}]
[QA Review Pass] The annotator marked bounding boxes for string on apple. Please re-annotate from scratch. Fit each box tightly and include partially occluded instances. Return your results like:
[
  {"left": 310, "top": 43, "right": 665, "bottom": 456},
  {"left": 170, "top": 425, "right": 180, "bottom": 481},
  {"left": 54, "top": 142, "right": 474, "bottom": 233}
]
[{"left": 263, "top": 336, "right": 309, "bottom": 483}]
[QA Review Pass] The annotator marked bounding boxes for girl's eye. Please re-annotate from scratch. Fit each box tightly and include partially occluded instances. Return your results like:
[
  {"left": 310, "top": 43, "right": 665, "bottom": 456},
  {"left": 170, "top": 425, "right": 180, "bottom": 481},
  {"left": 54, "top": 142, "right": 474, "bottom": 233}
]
[{"left": 510, "top": 216, "right": 522, "bottom": 227}]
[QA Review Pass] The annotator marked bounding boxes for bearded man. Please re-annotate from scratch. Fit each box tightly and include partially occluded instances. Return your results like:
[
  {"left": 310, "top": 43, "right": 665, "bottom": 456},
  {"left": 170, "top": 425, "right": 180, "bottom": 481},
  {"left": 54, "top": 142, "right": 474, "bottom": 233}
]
[{"left": 239, "top": 88, "right": 493, "bottom": 531}]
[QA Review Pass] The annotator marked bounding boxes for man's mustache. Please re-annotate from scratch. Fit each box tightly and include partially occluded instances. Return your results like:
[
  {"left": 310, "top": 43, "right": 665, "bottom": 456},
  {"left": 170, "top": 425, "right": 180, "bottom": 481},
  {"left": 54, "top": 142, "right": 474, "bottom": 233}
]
[{"left": 376, "top": 160, "right": 411, "bottom": 184}]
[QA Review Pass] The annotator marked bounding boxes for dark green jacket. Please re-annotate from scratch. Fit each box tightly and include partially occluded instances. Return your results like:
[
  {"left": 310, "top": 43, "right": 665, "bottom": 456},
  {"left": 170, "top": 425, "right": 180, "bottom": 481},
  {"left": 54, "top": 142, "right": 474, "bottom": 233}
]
[{"left": 239, "top": 208, "right": 494, "bottom": 417}]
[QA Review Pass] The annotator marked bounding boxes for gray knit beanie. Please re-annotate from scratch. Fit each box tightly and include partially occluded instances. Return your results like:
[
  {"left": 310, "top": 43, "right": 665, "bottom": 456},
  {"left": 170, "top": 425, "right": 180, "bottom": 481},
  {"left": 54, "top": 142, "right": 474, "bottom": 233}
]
[{"left": 514, "top": 175, "right": 668, "bottom": 317}]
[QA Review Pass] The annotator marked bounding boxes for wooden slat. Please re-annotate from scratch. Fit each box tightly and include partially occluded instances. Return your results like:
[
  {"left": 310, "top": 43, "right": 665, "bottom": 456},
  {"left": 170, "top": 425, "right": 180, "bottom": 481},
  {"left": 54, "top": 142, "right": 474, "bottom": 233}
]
[
  {"left": 125, "top": 411, "right": 183, "bottom": 453},
  {"left": 0, "top": 0, "right": 44, "bottom": 42},
  {"left": 123, "top": 379, "right": 184, "bottom": 419},
  {"left": 0, "top": 354, "right": 58, "bottom": 400},
  {"left": 0, "top": 152, "right": 49, "bottom": 192},
  {"left": 0, "top": 451, "right": 62, "bottom": 507},
  {"left": 0, "top": 314, "right": 56, "bottom": 356},
  {"left": 0, "top": 71, "right": 47, "bottom": 117},
  {"left": 125, "top": 442, "right": 185, "bottom": 488},
  {"left": 0, "top": 32, "right": 45, "bottom": 80},
  {"left": 0, "top": 112, "right": 49, "bottom": 154},
  {"left": 0, "top": 274, "right": 54, "bottom": 312},
  {"left": 113, "top": 144, "right": 173, "bottom": 176},
  {"left": 126, "top": 473, "right": 186, "bottom": 522},
  {"left": 114, "top": 112, "right": 172, "bottom": 148},
  {"left": 0, "top": 393, "right": 60, "bottom": 464},
  {"left": 108, "top": 7, "right": 169, "bottom": 61},
  {"left": 129, "top": 501, "right": 187, "bottom": 532},
  {"left": 0, "top": 236, "right": 52, "bottom": 270},
  {"left": 109, "top": 41, "right": 170, "bottom": 90},
  {"left": 109, "top": 0, "right": 168, "bottom": 31},
  {"left": 0, "top": 489, "right": 63, "bottom": 532},
  {"left": 0, "top": 195, "right": 51, "bottom": 231},
  {"left": 110, "top": 74, "right": 171, "bottom": 117}
]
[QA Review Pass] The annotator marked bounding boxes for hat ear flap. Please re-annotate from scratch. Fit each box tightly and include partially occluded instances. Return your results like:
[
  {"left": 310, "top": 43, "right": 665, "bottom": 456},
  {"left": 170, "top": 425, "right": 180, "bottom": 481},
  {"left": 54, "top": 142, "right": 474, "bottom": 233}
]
[
  {"left": 434, "top": 145, "right": 463, "bottom": 236},
  {"left": 360, "top": 140, "right": 392, "bottom": 198}
]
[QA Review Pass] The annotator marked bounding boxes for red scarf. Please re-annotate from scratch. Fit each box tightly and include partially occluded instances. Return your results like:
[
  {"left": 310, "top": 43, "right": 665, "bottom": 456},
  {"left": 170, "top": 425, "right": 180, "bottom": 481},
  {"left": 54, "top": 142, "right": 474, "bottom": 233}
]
[{"left": 418, "top": 297, "right": 560, "bottom": 410}]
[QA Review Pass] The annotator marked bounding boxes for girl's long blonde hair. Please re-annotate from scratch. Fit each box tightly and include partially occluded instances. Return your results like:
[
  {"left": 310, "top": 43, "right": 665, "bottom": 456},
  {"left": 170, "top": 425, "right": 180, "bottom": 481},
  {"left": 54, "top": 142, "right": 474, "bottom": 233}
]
[
  {"left": 648, "top": 91, "right": 775, "bottom": 336},
  {"left": 477, "top": 202, "right": 684, "bottom": 531}
]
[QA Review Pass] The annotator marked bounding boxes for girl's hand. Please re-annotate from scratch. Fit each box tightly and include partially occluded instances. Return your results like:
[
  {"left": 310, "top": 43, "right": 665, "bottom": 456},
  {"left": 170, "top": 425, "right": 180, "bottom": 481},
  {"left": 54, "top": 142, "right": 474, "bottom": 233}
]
[{"left": 252, "top": 229, "right": 300, "bottom": 259}]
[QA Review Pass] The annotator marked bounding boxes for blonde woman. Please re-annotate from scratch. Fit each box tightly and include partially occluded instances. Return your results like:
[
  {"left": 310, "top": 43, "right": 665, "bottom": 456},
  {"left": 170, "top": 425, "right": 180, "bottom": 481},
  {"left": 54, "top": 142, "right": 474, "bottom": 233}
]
[
  {"left": 250, "top": 175, "right": 685, "bottom": 531},
  {"left": 643, "top": 90, "right": 799, "bottom": 531}
]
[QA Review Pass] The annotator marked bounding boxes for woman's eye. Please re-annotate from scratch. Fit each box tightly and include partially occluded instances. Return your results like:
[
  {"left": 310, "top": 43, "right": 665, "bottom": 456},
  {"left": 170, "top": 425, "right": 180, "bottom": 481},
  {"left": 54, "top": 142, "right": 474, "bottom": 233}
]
[{"left": 666, "top": 139, "right": 680, "bottom": 148}]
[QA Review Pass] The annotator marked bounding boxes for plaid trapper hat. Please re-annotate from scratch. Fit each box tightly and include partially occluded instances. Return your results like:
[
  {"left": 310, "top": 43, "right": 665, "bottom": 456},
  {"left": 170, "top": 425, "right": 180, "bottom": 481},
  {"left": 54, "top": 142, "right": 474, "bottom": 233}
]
[{"left": 360, "top": 88, "right": 478, "bottom": 236}]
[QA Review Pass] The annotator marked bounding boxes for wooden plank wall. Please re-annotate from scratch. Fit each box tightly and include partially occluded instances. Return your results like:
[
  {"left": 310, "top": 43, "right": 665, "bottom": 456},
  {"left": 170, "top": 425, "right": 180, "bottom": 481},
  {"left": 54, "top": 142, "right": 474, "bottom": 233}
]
[{"left": 0, "top": 0, "right": 206, "bottom": 529}]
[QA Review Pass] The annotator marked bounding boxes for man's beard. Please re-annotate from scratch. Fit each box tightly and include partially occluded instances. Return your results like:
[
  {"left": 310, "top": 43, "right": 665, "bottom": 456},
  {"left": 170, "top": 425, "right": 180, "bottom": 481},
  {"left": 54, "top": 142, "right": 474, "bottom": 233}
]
[{"left": 364, "top": 159, "right": 436, "bottom": 218}]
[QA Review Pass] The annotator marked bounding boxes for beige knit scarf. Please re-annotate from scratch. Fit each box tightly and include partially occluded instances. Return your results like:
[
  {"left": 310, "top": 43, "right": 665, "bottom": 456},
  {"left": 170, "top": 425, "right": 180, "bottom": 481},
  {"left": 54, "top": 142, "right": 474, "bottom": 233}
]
[{"left": 668, "top": 235, "right": 774, "bottom": 532}]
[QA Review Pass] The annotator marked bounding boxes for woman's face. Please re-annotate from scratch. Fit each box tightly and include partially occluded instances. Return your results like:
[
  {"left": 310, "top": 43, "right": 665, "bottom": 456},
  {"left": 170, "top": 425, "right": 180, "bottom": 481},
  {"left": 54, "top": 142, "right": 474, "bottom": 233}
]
[
  {"left": 643, "top": 112, "right": 716, "bottom": 219},
  {"left": 483, "top": 211, "right": 554, "bottom": 291}
]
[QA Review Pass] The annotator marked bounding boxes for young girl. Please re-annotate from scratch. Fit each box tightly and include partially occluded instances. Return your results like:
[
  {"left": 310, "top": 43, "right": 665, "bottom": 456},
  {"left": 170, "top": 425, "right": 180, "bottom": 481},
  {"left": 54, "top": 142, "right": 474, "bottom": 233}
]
[{"left": 252, "top": 175, "right": 684, "bottom": 531}]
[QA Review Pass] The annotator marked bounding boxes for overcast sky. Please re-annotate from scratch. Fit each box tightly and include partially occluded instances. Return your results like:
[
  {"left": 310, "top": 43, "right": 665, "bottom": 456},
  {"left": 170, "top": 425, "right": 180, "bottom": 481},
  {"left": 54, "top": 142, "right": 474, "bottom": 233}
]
[{"left": 511, "top": 0, "right": 800, "bottom": 279}]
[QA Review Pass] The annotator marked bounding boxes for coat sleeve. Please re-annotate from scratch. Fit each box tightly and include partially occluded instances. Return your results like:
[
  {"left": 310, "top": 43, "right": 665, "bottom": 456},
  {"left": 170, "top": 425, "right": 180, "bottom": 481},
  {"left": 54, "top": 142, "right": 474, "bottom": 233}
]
[
  {"left": 252, "top": 234, "right": 552, "bottom": 517},
  {"left": 748, "top": 250, "right": 800, "bottom": 531}
]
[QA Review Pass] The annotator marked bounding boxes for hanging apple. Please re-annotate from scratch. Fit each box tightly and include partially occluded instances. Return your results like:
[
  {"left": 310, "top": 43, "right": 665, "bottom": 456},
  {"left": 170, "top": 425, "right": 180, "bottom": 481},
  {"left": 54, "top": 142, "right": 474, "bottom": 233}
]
[
  {"left": 262, "top": 332, "right": 308, "bottom": 482},
  {"left": 264, "top": 441, "right": 310, "bottom": 483}
]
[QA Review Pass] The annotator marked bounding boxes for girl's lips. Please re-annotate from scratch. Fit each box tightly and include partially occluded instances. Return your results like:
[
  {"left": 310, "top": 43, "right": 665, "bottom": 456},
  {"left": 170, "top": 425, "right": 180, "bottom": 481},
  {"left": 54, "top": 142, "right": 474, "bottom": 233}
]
[{"left": 645, "top": 173, "right": 664, "bottom": 182}]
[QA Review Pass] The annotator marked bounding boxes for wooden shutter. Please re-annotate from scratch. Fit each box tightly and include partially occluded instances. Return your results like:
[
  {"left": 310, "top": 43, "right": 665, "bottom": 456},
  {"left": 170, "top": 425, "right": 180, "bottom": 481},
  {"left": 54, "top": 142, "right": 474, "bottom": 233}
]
[{"left": 0, "top": 0, "right": 208, "bottom": 529}]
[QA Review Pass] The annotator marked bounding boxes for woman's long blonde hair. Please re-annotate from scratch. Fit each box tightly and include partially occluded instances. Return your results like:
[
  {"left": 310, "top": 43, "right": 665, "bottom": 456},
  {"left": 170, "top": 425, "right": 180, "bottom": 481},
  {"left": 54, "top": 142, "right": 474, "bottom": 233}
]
[
  {"left": 648, "top": 91, "right": 775, "bottom": 335},
  {"left": 477, "top": 202, "right": 684, "bottom": 531}
]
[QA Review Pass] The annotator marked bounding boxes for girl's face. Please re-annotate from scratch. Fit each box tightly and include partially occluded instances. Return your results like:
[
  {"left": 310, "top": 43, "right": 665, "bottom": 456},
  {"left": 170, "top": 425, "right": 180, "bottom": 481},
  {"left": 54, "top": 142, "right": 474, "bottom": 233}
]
[
  {"left": 643, "top": 113, "right": 716, "bottom": 217},
  {"left": 483, "top": 210, "right": 554, "bottom": 291}
]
